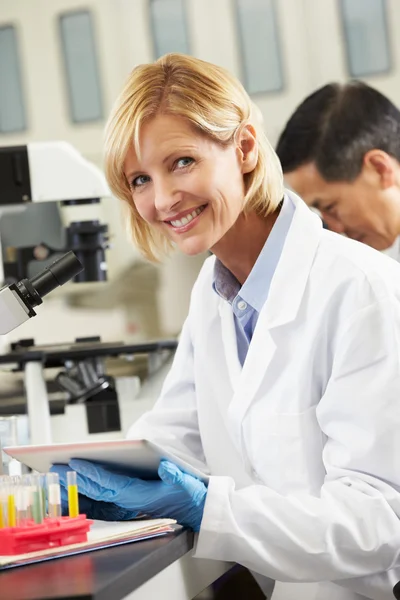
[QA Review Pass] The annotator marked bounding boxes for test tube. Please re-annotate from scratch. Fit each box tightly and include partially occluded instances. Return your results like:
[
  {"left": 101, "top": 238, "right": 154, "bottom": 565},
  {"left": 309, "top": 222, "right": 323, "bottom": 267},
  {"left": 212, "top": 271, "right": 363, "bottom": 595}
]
[
  {"left": 7, "top": 477, "right": 16, "bottom": 527},
  {"left": 39, "top": 473, "right": 47, "bottom": 518},
  {"left": 47, "top": 473, "right": 61, "bottom": 518},
  {"left": 30, "top": 474, "right": 44, "bottom": 524},
  {"left": 67, "top": 471, "right": 79, "bottom": 518},
  {"left": 0, "top": 476, "right": 6, "bottom": 528},
  {"left": 15, "top": 476, "right": 29, "bottom": 526}
]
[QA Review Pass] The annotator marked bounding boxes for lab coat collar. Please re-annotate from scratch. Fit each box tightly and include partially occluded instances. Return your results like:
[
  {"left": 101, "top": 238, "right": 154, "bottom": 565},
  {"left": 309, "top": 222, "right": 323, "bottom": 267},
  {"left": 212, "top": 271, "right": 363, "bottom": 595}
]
[
  {"left": 258, "top": 190, "right": 322, "bottom": 329},
  {"left": 213, "top": 194, "right": 294, "bottom": 314},
  {"left": 219, "top": 191, "right": 323, "bottom": 454}
]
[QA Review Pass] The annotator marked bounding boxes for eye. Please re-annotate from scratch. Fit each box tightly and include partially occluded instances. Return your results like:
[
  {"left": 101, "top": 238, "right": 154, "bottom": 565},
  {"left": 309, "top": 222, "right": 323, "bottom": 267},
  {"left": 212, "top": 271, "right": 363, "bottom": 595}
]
[
  {"left": 323, "top": 203, "right": 336, "bottom": 213},
  {"left": 175, "top": 157, "right": 194, "bottom": 169},
  {"left": 130, "top": 174, "right": 151, "bottom": 189}
]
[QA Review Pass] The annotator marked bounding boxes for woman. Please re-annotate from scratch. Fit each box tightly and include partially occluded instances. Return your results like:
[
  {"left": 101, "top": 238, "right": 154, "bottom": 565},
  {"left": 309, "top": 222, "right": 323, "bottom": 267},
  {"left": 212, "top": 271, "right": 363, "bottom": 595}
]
[{"left": 53, "top": 54, "right": 400, "bottom": 599}]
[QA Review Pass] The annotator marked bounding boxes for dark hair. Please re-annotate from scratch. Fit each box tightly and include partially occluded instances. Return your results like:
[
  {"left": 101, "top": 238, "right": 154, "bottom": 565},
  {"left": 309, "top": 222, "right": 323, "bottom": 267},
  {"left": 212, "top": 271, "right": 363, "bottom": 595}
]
[{"left": 275, "top": 81, "right": 400, "bottom": 181}]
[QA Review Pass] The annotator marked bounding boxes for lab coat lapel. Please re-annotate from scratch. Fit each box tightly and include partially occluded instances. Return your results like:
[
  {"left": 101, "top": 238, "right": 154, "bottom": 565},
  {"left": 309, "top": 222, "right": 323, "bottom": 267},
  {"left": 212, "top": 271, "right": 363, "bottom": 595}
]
[
  {"left": 227, "top": 194, "right": 323, "bottom": 450},
  {"left": 218, "top": 301, "right": 242, "bottom": 389}
]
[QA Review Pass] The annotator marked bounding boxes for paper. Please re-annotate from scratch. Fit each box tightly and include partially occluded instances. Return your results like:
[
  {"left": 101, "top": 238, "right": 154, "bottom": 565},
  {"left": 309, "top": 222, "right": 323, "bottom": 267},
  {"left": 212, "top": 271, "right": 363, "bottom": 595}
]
[
  {"left": 0, "top": 518, "right": 176, "bottom": 568},
  {"left": 87, "top": 518, "right": 176, "bottom": 544}
]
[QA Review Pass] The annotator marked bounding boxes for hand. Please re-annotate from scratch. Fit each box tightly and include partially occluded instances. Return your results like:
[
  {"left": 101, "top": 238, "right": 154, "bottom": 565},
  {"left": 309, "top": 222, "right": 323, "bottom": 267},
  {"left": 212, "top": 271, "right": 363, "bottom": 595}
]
[
  {"left": 52, "top": 459, "right": 207, "bottom": 531},
  {"left": 58, "top": 481, "right": 138, "bottom": 521}
]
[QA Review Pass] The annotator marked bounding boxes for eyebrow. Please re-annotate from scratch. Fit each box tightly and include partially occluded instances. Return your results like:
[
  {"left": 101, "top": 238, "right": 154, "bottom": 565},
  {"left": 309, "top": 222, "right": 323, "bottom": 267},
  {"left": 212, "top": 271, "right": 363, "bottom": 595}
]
[
  {"left": 162, "top": 146, "right": 198, "bottom": 165},
  {"left": 125, "top": 169, "right": 141, "bottom": 183},
  {"left": 162, "top": 152, "right": 177, "bottom": 166}
]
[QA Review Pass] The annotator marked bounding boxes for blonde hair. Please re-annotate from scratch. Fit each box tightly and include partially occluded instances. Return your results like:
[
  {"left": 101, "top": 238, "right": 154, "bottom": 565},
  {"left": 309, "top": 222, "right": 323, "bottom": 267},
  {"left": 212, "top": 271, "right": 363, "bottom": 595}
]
[{"left": 104, "top": 53, "right": 284, "bottom": 261}]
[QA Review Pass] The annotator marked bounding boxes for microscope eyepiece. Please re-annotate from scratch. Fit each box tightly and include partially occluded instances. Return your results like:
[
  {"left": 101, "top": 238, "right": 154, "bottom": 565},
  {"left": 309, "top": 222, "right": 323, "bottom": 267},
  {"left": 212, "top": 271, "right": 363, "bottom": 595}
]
[
  {"left": 32, "top": 251, "right": 83, "bottom": 292},
  {"left": 16, "top": 251, "right": 83, "bottom": 309}
]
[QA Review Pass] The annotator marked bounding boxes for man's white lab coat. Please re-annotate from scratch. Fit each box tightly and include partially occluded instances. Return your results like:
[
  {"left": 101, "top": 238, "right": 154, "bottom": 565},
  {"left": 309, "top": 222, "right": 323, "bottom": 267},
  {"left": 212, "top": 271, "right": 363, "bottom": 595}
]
[
  {"left": 128, "top": 193, "right": 400, "bottom": 599},
  {"left": 383, "top": 237, "right": 400, "bottom": 263}
]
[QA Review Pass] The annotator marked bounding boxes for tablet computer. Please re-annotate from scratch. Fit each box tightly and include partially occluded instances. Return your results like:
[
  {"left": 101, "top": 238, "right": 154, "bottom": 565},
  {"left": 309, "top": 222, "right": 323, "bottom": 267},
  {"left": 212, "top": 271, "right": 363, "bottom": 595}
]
[{"left": 3, "top": 439, "right": 208, "bottom": 483}]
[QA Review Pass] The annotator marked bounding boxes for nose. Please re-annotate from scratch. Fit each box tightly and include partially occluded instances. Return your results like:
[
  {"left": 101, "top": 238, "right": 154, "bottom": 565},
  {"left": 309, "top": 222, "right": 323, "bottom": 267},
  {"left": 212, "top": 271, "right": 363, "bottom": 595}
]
[
  {"left": 153, "top": 177, "right": 181, "bottom": 215},
  {"left": 322, "top": 214, "right": 345, "bottom": 234}
]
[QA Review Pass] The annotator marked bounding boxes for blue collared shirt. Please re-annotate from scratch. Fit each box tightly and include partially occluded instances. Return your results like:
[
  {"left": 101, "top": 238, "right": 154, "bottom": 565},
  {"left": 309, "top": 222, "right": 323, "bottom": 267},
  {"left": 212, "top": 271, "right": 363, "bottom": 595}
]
[{"left": 213, "top": 194, "right": 295, "bottom": 365}]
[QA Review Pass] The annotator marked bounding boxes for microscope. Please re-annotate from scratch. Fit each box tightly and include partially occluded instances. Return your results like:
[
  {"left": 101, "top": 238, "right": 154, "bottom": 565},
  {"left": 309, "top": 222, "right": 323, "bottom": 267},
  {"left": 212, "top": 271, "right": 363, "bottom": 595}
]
[
  {"left": 0, "top": 142, "right": 109, "bottom": 285},
  {"left": 0, "top": 141, "right": 110, "bottom": 448},
  {"left": 0, "top": 142, "right": 177, "bottom": 454},
  {"left": 0, "top": 251, "right": 83, "bottom": 335}
]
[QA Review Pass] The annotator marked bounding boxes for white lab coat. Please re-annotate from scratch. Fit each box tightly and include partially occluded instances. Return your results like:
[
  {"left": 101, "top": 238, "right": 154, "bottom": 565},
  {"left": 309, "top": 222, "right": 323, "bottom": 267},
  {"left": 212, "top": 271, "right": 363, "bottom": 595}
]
[
  {"left": 128, "top": 193, "right": 400, "bottom": 600},
  {"left": 382, "top": 236, "right": 400, "bottom": 263}
]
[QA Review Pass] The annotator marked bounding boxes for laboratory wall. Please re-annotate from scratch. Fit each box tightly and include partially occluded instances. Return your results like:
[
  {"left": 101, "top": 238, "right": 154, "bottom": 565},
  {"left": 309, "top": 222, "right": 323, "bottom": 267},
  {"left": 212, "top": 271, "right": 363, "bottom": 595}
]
[{"left": 0, "top": 0, "right": 399, "bottom": 346}]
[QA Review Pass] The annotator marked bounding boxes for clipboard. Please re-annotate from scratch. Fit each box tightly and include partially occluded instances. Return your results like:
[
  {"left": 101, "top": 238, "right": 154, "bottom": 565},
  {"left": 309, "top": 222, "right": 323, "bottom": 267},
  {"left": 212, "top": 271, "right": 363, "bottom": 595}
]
[{"left": 3, "top": 438, "right": 209, "bottom": 483}]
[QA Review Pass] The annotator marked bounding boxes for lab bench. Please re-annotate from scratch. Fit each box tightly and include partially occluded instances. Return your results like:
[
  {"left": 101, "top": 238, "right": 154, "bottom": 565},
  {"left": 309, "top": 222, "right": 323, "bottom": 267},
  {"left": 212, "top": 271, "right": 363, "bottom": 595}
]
[{"left": 0, "top": 528, "right": 232, "bottom": 600}]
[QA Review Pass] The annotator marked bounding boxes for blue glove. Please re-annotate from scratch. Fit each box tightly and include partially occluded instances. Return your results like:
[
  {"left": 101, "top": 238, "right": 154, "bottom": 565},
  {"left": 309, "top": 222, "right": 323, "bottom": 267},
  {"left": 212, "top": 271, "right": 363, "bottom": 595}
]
[
  {"left": 58, "top": 482, "right": 138, "bottom": 521},
  {"left": 52, "top": 459, "right": 207, "bottom": 531}
]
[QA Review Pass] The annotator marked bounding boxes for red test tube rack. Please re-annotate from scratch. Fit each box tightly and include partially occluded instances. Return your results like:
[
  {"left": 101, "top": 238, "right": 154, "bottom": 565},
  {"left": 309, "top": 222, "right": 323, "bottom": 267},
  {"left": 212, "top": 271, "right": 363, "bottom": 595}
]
[{"left": 0, "top": 515, "right": 93, "bottom": 555}]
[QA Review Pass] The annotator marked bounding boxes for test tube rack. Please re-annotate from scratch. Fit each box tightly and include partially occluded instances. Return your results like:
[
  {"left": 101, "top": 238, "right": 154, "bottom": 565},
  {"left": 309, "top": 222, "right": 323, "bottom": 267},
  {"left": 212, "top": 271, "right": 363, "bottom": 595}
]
[
  {"left": 0, "top": 470, "right": 91, "bottom": 556},
  {"left": 0, "top": 515, "right": 93, "bottom": 555}
]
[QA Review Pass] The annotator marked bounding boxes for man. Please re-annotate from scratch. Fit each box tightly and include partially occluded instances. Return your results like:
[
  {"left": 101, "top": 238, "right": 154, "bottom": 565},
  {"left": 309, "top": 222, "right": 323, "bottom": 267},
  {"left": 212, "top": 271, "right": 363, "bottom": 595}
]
[{"left": 276, "top": 81, "right": 400, "bottom": 260}]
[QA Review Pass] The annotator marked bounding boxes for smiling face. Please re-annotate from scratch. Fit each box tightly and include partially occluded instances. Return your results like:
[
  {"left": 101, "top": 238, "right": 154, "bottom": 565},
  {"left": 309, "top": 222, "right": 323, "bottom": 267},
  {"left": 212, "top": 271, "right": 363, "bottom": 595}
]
[
  {"left": 285, "top": 158, "right": 400, "bottom": 250},
  {"left": 123, "top": 114, "right": 255, "bottom": 257}
]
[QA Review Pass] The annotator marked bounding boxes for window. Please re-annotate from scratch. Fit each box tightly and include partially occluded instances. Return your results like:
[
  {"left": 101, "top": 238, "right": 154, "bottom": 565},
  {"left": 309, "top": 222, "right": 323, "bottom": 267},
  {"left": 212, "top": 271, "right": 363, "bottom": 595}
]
[
  {"left": 0, "top": 26, "right": 26, "bottom": 133},
  {"left": 235, "top": 0, "right": 284, "bottom": 95},
  {"left": 59, "top": 10, "right": 103, "bottom": 123},
  {"left": 339, "top": 0, "right": 391, "bottom": 77},
  {"left": 150, "top": 0, "right": 190, "bottom": 58}
]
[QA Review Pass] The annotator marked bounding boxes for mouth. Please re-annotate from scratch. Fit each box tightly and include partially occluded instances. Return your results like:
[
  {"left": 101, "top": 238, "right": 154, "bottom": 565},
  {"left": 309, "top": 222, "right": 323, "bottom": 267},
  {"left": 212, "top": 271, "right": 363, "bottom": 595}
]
[{"left": 164, "top": 205, "right": 207, "bottom": 233}]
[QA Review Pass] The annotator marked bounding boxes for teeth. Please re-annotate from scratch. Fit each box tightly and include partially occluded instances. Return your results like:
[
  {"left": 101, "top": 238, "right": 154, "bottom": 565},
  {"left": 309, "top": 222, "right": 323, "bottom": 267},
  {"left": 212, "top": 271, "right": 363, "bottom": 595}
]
[{"left": 170, "top": 206, "right": 204, "bottom": 228}]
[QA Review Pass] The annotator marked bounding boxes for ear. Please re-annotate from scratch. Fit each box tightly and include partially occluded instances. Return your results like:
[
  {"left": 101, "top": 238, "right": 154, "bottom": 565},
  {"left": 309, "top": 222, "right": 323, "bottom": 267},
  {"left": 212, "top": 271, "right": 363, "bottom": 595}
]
[
  {"left": 237, "top": 123, "right": 258, "bottom": 174},
  {"left": 363, "top": 150, "right": 397, "bottom": 189}
]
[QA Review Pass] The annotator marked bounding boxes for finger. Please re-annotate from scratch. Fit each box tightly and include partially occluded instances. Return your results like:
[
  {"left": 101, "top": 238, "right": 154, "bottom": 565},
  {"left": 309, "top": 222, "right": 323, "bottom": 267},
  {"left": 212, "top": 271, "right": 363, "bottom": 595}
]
[
  {"left": 70, "top": 459, "right": 148, "bottom": 497},
  {"left": 69, "top": 459, "right": 136, "bottom": 490},
  {"left": 158, "top": 460, "right": 184, "bottom": 486},
  {"left": 60, "top": 485, "right": 135, "bottom": 520},
  {"left": 159, "top": 460, "right": 207, "bottom": 506},
  {"left": 59, "top": 467, "right": 117, "bottom": 502}
]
